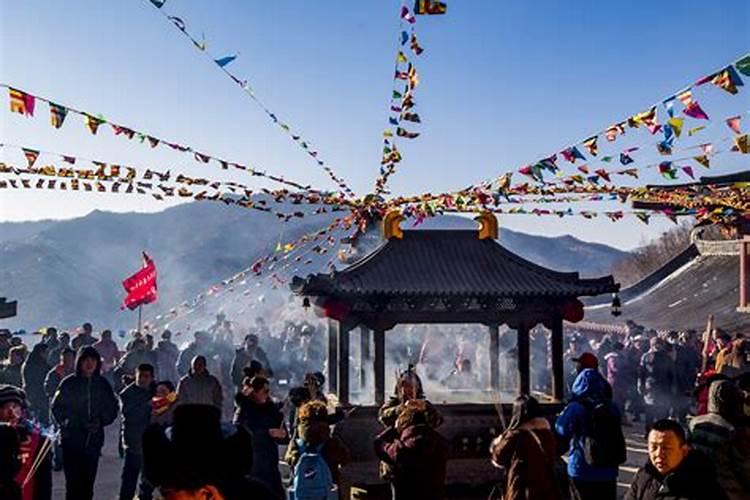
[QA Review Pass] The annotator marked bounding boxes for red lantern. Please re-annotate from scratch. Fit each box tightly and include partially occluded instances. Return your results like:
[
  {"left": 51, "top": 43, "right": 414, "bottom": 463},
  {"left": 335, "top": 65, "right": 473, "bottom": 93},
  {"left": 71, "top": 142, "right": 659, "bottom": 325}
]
[
  {"left": 560, "top": 299, "right": 584, "bottom": 323},
  {"left": 322, "top": 298, "right": 351, "bottom": 321}
]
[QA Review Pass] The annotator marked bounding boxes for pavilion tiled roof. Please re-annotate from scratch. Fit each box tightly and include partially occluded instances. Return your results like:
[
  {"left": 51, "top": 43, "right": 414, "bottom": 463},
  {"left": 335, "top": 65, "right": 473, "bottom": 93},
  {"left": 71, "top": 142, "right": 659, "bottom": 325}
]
[{"left": 292, "top": 230, "right": 618, "bottom": 298}]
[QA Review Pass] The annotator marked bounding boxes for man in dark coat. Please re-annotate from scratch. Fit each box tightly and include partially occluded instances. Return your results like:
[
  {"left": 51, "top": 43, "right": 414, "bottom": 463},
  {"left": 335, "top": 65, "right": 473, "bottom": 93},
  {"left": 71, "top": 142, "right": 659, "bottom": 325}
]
[
  {"left": 119, "top": 363, "right": 156, "bottom": 500},
  {"left": 374, "top": 402, "right": 449, "bottom": 500},
  {"left": 176, "top": 331, "right": 213, "bottom": 377},
  {"left": 230, "top": 334, "right": 273, "bottom": 389},
  {"left": 46, "top": 332, "right": 70, "bottom": 367},
  {"left": 70, "top": 322, "right": 97, "bottom": 351},
  {"left": 673, "top": 331, "right": 701, "bottom": 422},
  {"left": 51, "top": 346, "right": 119, "bottom": 500},
  {"left": 638, "top": 337, "right": 675, "bottom": 435},
  {"left": 21, "top": 343, "right": 51, "bottom": 425},
  {"left": 233, "top": 375, "right": 288, "bottom": 499},
  {"left": 625, "top": 418, "right": 727, "bottom": 500}
]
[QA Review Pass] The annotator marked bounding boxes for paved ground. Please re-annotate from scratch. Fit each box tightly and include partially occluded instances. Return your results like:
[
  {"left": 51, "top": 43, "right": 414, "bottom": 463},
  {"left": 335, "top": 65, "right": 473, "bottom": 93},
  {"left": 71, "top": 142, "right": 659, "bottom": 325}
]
[{"left": 51, "top": 420, "right": 648, "bottom": 499}]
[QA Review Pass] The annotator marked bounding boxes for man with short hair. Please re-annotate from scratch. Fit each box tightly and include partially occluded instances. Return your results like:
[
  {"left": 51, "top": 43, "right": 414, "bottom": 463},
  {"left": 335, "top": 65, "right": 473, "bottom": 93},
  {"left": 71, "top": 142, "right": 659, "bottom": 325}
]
[
  {"left": 71, "top": 322, "right": 97, "bottom": 351},
  {"left": 52, "top": 346, "right": 118, "bottom": 500},
  {"left": 155, "top": 330, "right": 179, "bottom": 384},
  {"left": 119, "top": 363, "right": 156, "bottom": 500},
  {"left": 625, "top": 418, "right": 727, "bottom": 500},
  {"left": 176, "top": 356, "right": 223, "bottom": 415},
  {"left": 47, "top": 332, "right": 70, "bottom": 366}
]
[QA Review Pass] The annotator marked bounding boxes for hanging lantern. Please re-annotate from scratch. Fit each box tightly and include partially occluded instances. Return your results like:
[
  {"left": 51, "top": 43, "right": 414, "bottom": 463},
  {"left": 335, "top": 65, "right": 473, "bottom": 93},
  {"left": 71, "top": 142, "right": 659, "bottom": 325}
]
[
  {"left": 611, "top": 294, "right": 622, "bottom": 317},
  {"left": 560, "top": 298, "right": 584, "bottom": 323}
]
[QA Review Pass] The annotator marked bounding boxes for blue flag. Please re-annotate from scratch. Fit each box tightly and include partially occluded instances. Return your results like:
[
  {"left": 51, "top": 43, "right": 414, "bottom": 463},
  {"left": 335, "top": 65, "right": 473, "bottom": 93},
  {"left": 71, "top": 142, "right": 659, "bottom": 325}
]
[{"left": 215, "top": 54, "right": 237, "bottom": 68}]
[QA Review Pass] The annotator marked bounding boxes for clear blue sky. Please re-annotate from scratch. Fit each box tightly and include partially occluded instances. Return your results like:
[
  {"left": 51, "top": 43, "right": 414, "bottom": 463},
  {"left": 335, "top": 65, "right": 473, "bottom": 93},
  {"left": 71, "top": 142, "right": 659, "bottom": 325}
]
[{"left": 1, "top": 0, "right": 748, "bottom": 249}]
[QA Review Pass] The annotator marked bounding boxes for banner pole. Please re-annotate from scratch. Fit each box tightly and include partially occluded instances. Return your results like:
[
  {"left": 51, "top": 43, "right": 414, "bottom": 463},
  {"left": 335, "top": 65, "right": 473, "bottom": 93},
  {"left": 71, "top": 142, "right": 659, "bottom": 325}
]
[{"left": 138, "top": 304, "right": 143, "bottom": 333}]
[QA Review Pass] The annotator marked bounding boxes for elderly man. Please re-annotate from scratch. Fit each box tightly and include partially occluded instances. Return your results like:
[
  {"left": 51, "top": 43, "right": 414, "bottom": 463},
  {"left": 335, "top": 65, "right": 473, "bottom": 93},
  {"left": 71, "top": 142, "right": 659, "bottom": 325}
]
[{"left": 625, "top": 419, "right": 727, "bottom": 500}]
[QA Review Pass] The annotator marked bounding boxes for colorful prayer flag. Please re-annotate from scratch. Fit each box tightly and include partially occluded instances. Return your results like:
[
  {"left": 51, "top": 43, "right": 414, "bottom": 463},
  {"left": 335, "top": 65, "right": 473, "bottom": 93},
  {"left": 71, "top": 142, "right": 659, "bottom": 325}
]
[
  {"left": 401, "top": 112, "right": 421, "bottom": 123},
  {"left": 619, "top": 152, "right": 634, "bottom": 165},
  {"left": 396, "top": 127, "right": 420, "bottom": 139},
  {"left": 84, "top": 114, "right": 104, "bottom": 135},
  {"left": 582, "top": 136, "right": 598, "bottom": 156},
  {"left": 726, "top": 116, "right": 742, "bottom": 134},
  {"left": 658, "top": 161, "right": 677, "bottom": 180},
  {"left": 693, "top": 155, "right": 710, "bottom": 168},
  {"left": 683, "top": 101, "right": 709, "bottom": 120},
  {"left": 736, "top": 55, "right": 750, "bottom": 77},
  {"left": 48, "top": 102, "right": 68, "bottom": 129},
  {"left": 711, "top": 66, "right": 744, "bottom": 95},
  {"left": 8, "top": 88, "right": 35, "bottom": 116},
  {"left": 733, "top": 134, "right": 749, "bottom": 154},
  {"left": 214, "top": 54, "right": 237, "bottom": 68},
  {"left": 150, "top": 0, "right": 166, "bottom": 7},
  {"left": 410, "top": 33, "right": 424, "bottom": 55},
  {"left": 667, "top": 117, "right": 684, "bottom": 138},
  {"left": 688, "top": 126, "right": 706, "bottom": 136},
  {"left": 681, "top": 166, "right": 695, "bottom": 179},
  {"left": 397, "top": 51, "right": 408, "bottom": 64},
  {"left": 401, "top": 31, "right": 409, "bottom": 45},
  {"left": 400, "top": 6, "right": 416, "bottom": 24},
  {"left": 561, "top": 146, "right": 585, "bottom": 163},
  {"left": 22, "top": 148, "right": 39, "bottom": 167},
  {"left": 414, "top": 0, "right": 447, "bottom": 15}
]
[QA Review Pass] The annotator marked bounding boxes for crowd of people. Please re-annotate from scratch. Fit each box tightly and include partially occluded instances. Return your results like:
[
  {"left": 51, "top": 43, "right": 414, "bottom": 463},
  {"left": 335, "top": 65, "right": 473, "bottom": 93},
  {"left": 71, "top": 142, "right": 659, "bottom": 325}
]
[{"left": 0, "top": 315, "right": 747, "bottom": 499}]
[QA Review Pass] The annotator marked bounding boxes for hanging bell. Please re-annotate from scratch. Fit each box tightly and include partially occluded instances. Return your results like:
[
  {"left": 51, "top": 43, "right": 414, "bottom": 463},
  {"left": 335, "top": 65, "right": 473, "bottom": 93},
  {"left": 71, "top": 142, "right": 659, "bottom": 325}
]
[{"left": 611, "top": 294, "right": 622, "bottom": 317}]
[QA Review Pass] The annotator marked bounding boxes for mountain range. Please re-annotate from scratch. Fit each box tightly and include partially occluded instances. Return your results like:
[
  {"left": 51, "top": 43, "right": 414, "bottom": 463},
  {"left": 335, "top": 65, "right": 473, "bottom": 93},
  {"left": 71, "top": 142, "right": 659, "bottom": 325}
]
[{"left": 0, "top": 203, "right": 627, "bottom": 331}]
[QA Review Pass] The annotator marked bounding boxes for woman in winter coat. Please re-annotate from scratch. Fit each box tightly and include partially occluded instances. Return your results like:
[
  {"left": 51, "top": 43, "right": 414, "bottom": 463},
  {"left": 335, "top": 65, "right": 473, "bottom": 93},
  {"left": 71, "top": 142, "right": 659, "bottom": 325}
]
[
  {"left": 233, "top": 375, "right": 288, "bottom": 500},
  {"left": 374, "top": 400, "right": 449, "bottom": 500},
  {"left": 489, "top": 395, "right": 563, "bottom": 500},
  {"left": 21, "top": 343, "right": 51, "bottom": 426}
]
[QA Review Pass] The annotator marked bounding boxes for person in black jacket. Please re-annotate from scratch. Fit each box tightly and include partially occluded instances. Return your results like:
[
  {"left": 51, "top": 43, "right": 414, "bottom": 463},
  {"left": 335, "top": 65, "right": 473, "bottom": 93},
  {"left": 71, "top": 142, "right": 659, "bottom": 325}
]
[
  {"left": 233, "top": 375, "right": 288, "bottom": 499},
  {"left": 21, "top": 343, "right": 51, "bottom": 426},
  {"left": 119, "top": 363, "right": 156, "bottom": 500},
  {"left": 625, "top": 419, "right": 728, "bottom": 500},
  {"left": 638, "top": 337, "right": 675, "bottom": 436},
  {"left": 51, "top": 346, "right": 118, "bottom": 500}
]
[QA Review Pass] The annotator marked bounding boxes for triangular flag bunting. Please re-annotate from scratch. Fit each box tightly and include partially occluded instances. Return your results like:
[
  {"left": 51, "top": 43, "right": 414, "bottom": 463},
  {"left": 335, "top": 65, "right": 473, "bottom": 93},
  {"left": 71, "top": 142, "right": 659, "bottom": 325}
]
[
  {"left": 726, "top": 116, "right": 742, "bottom": 134},
  {"left": 22, "top": 148, "right": 40, "bottom": 167}
]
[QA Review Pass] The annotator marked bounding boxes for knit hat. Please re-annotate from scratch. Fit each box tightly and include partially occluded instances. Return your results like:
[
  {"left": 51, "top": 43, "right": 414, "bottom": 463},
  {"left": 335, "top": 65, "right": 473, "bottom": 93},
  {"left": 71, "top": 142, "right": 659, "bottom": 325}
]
[{"left": 0, "top": 385, "right": 27, "bottom": 409}]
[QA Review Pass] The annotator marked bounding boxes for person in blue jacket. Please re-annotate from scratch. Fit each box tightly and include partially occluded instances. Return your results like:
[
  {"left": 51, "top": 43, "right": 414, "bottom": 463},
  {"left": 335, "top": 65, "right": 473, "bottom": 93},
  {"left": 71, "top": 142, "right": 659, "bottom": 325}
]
[{"left": 555, "top": 366, "right": 619, "bottom": 500}]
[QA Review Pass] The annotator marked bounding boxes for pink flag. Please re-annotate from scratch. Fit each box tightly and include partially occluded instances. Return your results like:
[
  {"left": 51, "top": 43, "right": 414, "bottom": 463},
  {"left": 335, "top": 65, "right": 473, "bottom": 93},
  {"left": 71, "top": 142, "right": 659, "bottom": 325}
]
[
  {"left": 683, "top": 101, "right": 709, "bottom": 120},
  {"left": 726, "top": 116, "right": 742, "bottom": 134}
]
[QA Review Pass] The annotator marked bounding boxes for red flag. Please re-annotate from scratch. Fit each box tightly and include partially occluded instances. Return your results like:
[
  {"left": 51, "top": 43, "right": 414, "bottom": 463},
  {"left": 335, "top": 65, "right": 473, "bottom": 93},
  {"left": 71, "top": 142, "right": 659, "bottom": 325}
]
[{"left": 121, "top": 252, "right": 158, "bottom": 310}]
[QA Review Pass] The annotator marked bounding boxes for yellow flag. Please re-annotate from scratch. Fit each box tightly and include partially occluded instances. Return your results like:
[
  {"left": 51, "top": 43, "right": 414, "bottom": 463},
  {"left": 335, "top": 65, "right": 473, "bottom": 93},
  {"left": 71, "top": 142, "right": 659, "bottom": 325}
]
[{"left": 667, "top": 117, "right": 684, "bottom": 138}]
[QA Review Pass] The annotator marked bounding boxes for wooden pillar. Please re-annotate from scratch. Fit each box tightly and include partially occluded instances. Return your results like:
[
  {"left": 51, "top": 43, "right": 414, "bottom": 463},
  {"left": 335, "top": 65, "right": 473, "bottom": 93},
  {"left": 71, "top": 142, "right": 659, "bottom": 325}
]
[
  {"left": 359, "top": 326, "right": 371, "bottom": 391},
  {"left": 374, "top": 328, "right": 386, "bottom": 405},
  {"left": 337, "top": 323, "right": 351, "bottom": 405},
  {"left": 551, "top": 315, "right": 564, "bottom": 402},
  {"left": 489, "top": 324, "right": 500, "bottom": 391},
  {"left": 741, "top": 236, "right": 750, "bottom": 309},
  {"left": 328, "top": 319, "right": 338, "bottom": 394},
  {"left": 517, "top": 325, "right": 530, "bottom": 395}
]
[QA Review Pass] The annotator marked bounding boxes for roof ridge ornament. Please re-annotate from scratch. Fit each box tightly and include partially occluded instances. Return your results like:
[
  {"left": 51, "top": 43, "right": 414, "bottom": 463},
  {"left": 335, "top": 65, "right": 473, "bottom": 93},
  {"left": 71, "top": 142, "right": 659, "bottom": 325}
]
[
  {"left": 475, "top": 211, "right": 498, "bottom": 240},
  {"left": 382, "top": 210, "right": 405, "bottom": 239}
]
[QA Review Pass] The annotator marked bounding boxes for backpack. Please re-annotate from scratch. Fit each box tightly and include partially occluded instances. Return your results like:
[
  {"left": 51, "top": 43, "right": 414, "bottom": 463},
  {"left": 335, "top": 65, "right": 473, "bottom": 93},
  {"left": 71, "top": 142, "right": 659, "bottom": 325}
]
[
  {"left": 290, "top": 439, "right": 336, "bottom": 500},
  {"left": 580, "top": 399, "right": 626, "bottom": 466}
]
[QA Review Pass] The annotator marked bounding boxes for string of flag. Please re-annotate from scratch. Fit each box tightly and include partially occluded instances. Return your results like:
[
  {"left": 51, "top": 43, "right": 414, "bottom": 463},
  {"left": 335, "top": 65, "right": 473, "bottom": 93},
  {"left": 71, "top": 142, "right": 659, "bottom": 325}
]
[
  {"left": 0, "top": 143, "right": 352, "bottom": 210},
  {"left": 141, "top": 0, "right": 357, "bottom": 198},
  {"left": 3, "top": 84, "right": 323, "bottom": 194},
  {"left": 458, "top": 53, "right": 750, "bottom": 194},
  {"left": 374, "top": 1, "right": 447, "bottom": 196}
]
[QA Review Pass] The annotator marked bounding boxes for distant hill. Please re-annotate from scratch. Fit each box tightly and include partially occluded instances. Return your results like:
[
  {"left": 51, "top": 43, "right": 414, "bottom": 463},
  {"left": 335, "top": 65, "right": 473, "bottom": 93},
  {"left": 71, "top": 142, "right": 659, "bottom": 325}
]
[{"left": 0, "top": 203, "right": 626, "bottom": 331}]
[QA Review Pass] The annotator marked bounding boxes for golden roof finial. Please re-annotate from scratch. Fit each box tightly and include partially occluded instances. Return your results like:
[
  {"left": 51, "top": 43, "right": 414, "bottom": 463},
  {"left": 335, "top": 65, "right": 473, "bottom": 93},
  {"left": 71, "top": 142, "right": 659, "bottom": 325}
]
[
  {"left": 475, "top": 211, "right": 498, "bottom": 240},
  {"left": 382, "top": 210, "right": 405, "bottom": 240}
]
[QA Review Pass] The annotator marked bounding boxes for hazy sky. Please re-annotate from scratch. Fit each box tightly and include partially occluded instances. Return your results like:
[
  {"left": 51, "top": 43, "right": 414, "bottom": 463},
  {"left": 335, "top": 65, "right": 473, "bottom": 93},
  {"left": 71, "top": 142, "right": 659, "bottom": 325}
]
[{"left": 1, "top": 1, "right": 748, "bottom": 249}]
